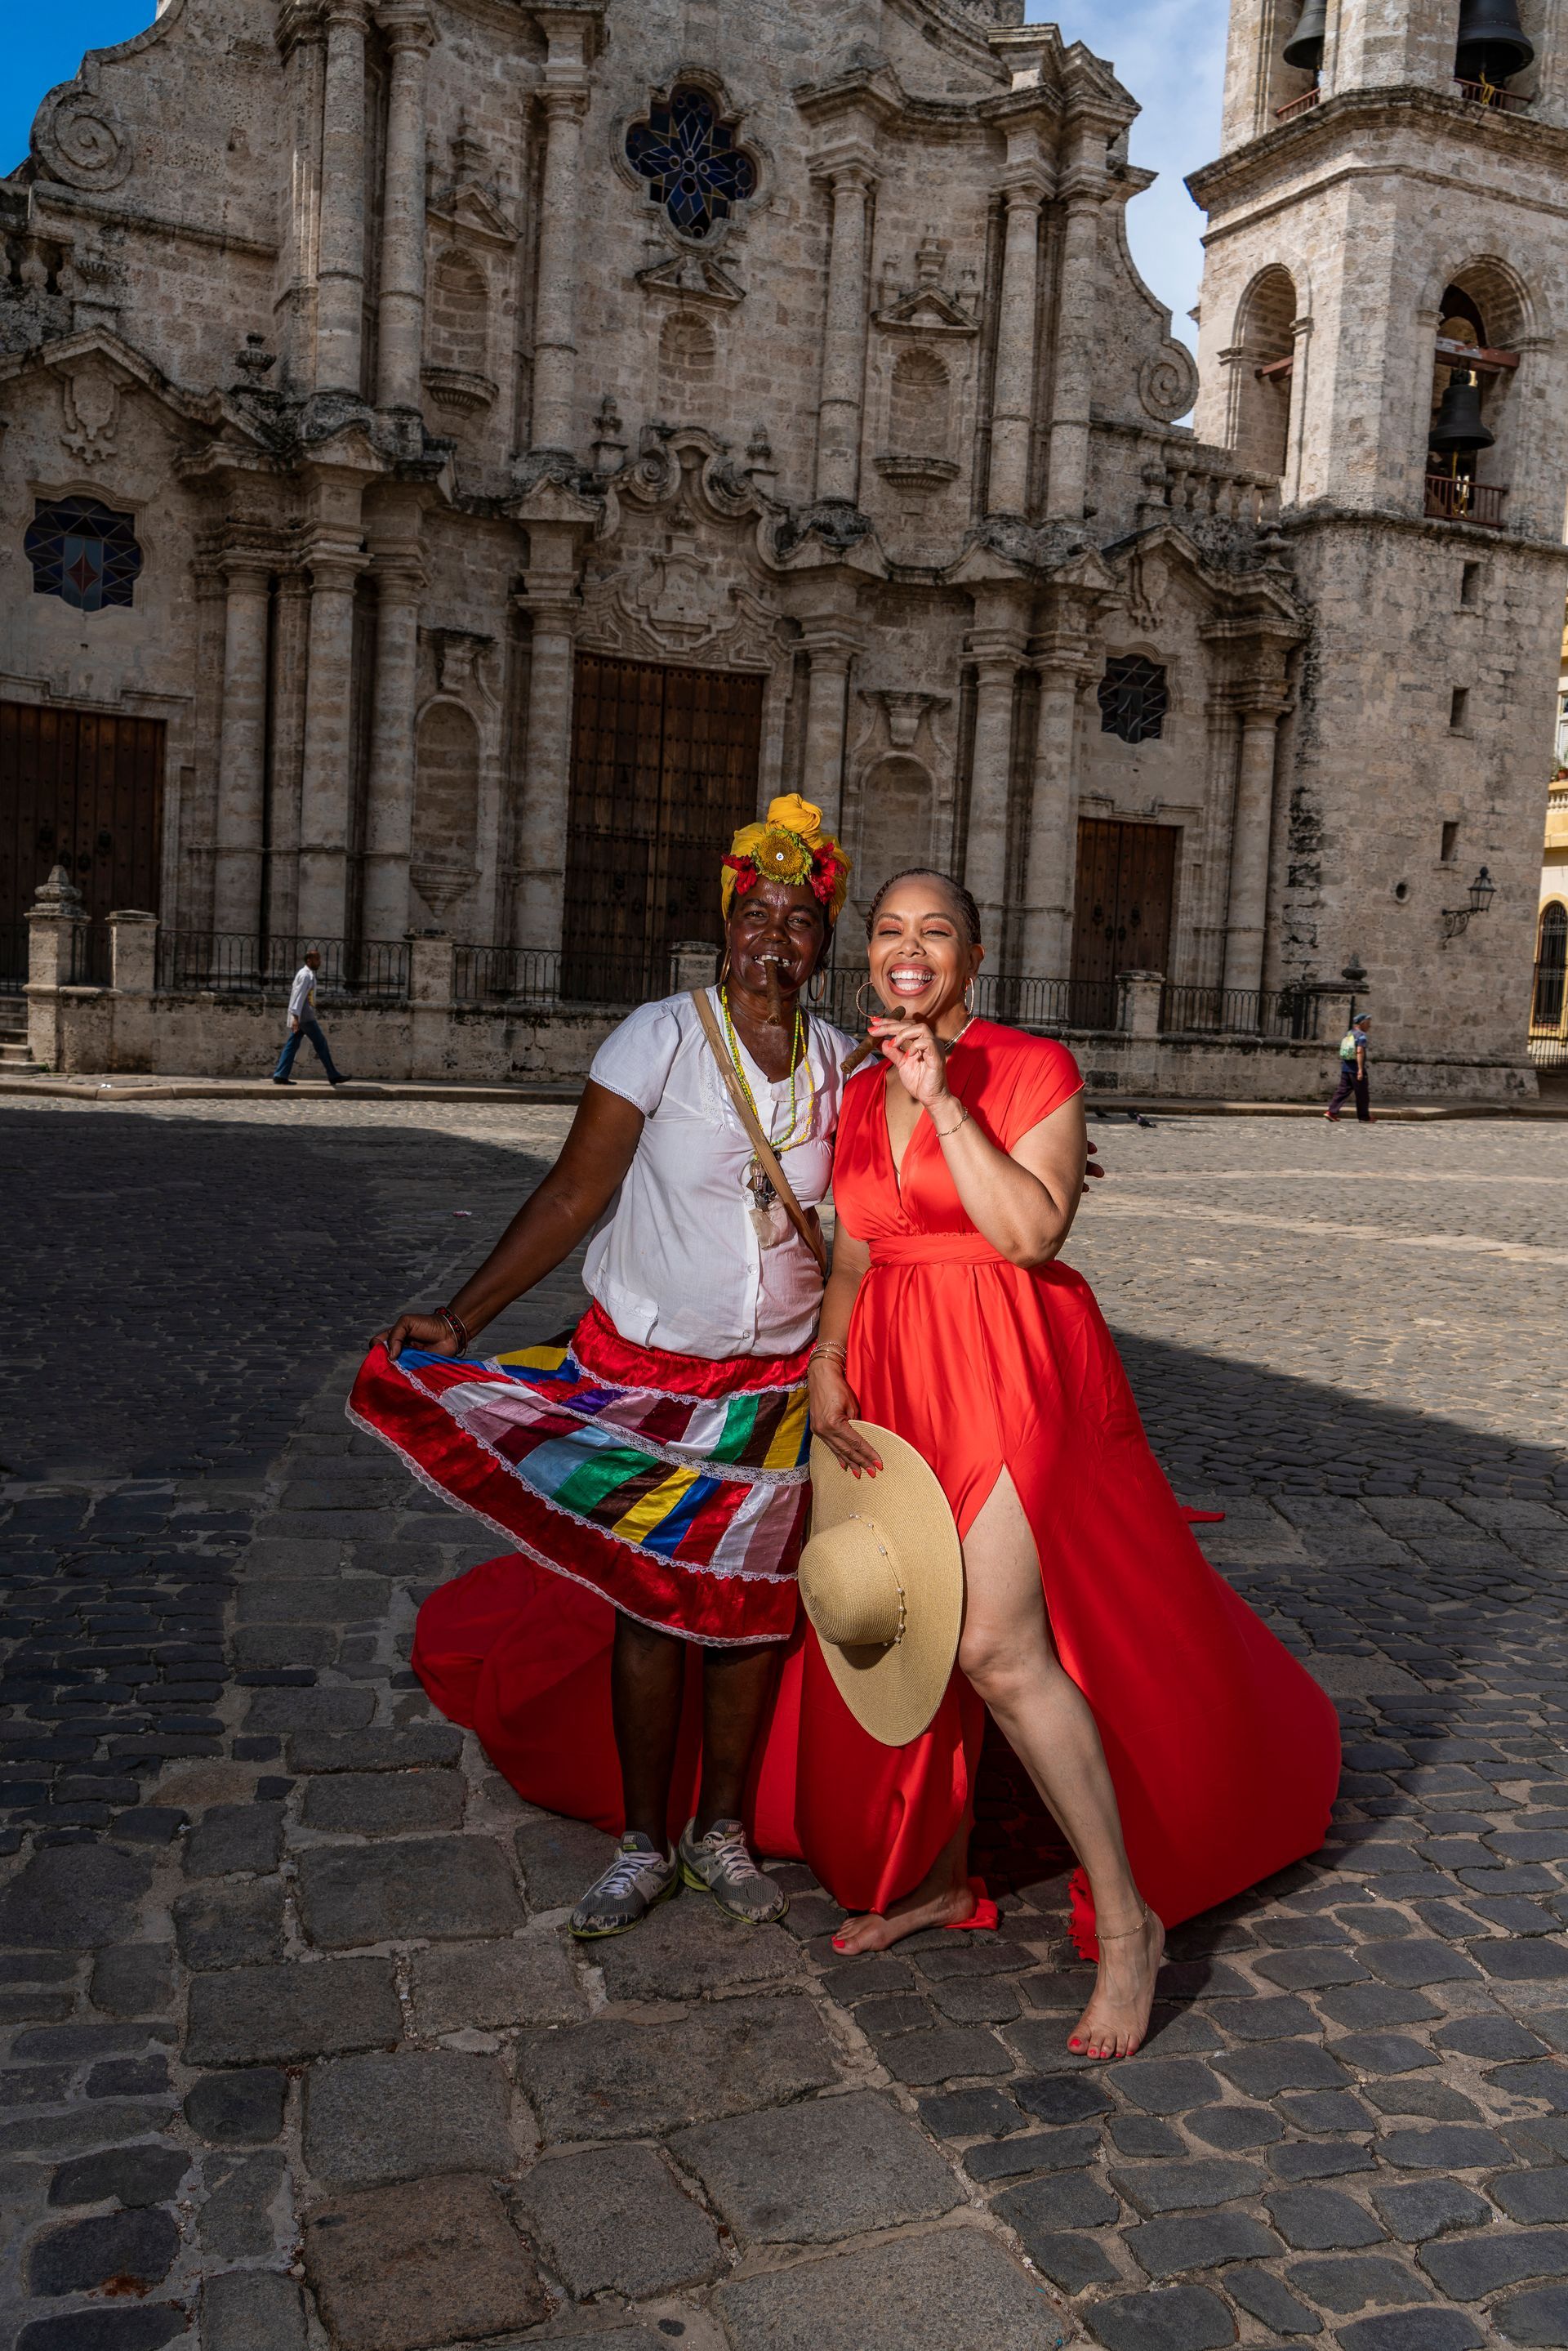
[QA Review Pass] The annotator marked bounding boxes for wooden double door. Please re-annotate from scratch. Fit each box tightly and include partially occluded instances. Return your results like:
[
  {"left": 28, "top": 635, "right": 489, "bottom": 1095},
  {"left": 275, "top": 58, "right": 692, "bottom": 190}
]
[
  {"left": 1071, "top": 818, "right": 1178, "bottom": 993},
  {"left": 562, "top": 656, "right": 764, "bottom": 996},
  {"left": 1, "top": 702, "right": 165, "bottom": 977}
]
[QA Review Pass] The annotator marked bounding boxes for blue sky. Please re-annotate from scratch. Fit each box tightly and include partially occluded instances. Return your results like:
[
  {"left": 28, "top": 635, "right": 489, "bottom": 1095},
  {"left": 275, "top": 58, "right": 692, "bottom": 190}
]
[{"left": 4, "top": 0, "right": 1224, "bottom": 351}]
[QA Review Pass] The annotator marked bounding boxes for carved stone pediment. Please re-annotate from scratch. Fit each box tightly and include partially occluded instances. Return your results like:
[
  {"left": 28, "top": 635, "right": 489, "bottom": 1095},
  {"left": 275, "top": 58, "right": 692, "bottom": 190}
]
[
  {"left": 427, "top": 183, "right": 519, "bottom": 248},
  {"left": 636, "top": 250, "right": 746, "bottom": 309},
  {"left": 873, "top": 288, "right": 978, "bottom": 338},
  {"left": 579, "top": 535, "right": 786, "bottom": 671}
]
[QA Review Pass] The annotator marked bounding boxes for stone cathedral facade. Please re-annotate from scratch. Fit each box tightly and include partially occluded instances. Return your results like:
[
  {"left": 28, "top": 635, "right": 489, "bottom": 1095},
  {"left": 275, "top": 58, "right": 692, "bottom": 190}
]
[{"left": 2, "top": 0, "right": 1565, "bottom": 1094}]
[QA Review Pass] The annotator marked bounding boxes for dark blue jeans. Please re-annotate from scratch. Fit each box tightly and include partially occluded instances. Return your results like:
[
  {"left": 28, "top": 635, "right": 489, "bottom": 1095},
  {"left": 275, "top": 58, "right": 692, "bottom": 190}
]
[
  {"left": 1327, "top": 1062, "right": 1370, "bottom": 1121},
  {"left": 273, "top": 1017, "right": 343, "bottom": 1083}
]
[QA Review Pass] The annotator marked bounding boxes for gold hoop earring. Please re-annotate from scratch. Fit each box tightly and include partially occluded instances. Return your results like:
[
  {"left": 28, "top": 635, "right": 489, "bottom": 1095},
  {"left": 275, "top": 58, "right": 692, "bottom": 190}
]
[
  {"left": 854, "top": 979, "right": 882, "bottom": 1021},
  {"left": 964, "top": 979, "right": 976, "bottom": 1013}
]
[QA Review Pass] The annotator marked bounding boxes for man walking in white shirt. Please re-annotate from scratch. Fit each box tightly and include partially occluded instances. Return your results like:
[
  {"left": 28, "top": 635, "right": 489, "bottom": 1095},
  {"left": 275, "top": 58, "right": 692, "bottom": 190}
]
[{"left": 271, "top": 949, "right": 350, "bottom": 1086}]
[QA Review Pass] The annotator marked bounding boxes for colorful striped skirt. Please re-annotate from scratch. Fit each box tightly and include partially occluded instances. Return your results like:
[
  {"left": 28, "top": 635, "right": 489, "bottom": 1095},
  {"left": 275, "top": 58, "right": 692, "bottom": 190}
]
[{"left": 348, "top": 1301, "right": 813, "bottom": 1644}]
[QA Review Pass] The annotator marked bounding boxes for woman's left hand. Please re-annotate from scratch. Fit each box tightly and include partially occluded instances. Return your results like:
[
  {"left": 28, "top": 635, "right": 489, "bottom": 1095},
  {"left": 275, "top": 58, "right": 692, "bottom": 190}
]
[{"left": 869, "top": 1017, "right": 951, "bottom": 1109}]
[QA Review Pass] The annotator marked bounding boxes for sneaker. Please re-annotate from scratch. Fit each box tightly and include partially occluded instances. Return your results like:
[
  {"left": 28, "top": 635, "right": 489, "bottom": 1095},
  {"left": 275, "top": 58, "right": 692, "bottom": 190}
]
[
  {"left": 569, "top": 1831, "right": 679, "bottom": 1938},
  {"left": 678, "top": 1817, "right": 788, "bottom": 1925}
]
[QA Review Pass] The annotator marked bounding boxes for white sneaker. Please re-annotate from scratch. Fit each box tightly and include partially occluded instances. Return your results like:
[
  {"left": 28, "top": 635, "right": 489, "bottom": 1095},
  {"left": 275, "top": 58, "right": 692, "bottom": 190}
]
[{"left": 569, "top": 1831, "right": 679, "bottom": 1938}]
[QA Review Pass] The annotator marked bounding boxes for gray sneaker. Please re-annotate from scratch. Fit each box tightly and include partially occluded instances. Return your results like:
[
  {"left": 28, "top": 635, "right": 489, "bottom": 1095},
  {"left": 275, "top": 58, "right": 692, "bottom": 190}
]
[
  {"left": 569, "top": 1831, "right": 679, "bottom": 1938},
  {"left": 678, "top": 1818, "right": 788, "bottom": 1925}
]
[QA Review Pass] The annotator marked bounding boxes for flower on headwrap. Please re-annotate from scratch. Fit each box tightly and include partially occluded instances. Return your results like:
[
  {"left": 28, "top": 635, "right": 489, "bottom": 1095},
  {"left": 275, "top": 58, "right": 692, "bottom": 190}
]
[{"left": 720, "top": 793, "right": 852, "bottom": 924}]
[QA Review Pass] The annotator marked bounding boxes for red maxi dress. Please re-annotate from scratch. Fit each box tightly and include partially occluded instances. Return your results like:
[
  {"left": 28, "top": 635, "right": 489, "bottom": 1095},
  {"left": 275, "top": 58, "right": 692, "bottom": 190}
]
[{"left": 767, "top": 1021, "right": 1342, "bottom": 1953}]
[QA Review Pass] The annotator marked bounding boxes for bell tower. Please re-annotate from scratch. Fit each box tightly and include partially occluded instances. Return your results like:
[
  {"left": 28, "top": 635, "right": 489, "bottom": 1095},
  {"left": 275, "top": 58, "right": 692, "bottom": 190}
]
[{"left": 1186, "top": 0, "right": 1568, "bottom": 1092}]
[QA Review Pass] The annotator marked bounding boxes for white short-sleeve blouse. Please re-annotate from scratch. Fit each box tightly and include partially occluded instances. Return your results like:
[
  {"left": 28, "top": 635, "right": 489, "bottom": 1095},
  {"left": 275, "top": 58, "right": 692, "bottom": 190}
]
[{"left": 582, "top": 988, "right": 858, "bottom": 1360}]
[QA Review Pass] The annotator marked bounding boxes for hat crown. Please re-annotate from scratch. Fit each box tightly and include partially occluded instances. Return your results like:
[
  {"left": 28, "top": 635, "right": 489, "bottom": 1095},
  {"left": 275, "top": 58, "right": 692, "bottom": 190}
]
[{"left": 799, "top": 1515, "right": 904, "bottom": 1650}]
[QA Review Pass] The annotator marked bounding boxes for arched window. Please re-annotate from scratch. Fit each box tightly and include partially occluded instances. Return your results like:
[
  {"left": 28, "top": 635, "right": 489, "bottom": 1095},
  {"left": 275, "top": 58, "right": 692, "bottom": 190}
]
[
  {"left": 888, "top": 349, "right": 952, "bottom": 461},
  {"left": 1425, "top": 267, "right": 1527, "bottom": 524},
  {"left": 1231, "top": 265, "right": 1297, "bottom": 479},
  {"left": 1535, "top": 900, "right": 1567, "bottom": 1031},
  {"left": 626, "top": 87, "right": 757, "bottom": 242}
]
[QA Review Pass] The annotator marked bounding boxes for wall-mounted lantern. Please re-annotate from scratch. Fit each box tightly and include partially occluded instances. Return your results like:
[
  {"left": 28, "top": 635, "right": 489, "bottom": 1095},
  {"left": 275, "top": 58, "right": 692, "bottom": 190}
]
[{"left": 1441, "top": 865, "right": 1495, "bottom": 939}]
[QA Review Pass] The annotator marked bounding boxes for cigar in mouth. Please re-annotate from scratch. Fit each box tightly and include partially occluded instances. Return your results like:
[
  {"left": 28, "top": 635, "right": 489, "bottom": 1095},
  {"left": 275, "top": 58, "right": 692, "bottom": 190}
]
[{"left": 763, "top": 960, "right": 786, "bottom": 1028}]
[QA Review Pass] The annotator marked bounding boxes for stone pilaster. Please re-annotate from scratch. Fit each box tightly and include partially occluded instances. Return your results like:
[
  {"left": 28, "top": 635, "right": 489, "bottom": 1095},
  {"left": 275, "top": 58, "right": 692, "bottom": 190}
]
[
  {"left": 812, "top": 158, "right": 877, "bottom": 506},
  {"left": 316, "top": 0, "right": 372, "bottom": 396},
  {"left": 986, "top": 182, "right": 1045, "bottom": 517},
  {"left": 25, "top": 866, "right": 87, "bottom": 1071},
  {"left": 1222, "top": 701, "right": 1286, "bottom": 997},
  {"left": 361, "top": 544, "right": 427, "bottom": 943},
  {"left": 297, "top": 541, "right": 368, "bottom": 941},
  {"left": 375, "top": 7, "right": 436, "bottom": 413},
  {"left": 109, "top": 909, "right": 158, "bottom": 997},
  {"left": 265, "top": 573, "right": 311, "bottom": 944},
  {"left": 277, "top": 2, "right": 326, "bottom": 389},
  {"left": 797, "top": 625, "right": 860, "bottom": 836},
  {"left": 512, "top": 550, "right": 580, "bottom": 954},
  {"left": 1020, "top": 649, "right": 1088, "bottom": 976},
  {"left": 212, "top": 553, "right": 274, "bottom": 938},
  {"left": 1045, "top": 192, "right": 1101, "bottom": 524},
  {"left": 962, "top": 634, "right": 1026, "bottom": 949},
  {"left": 529, "top": 86, "right": 590, "bottom": 456}
]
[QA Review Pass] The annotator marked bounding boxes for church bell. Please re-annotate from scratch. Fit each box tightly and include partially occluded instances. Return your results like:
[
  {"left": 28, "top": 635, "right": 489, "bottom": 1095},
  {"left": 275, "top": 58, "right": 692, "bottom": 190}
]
[
  {"left": 1428, "top": 372, "right": 1494, "bottom": 456},
  {"left": 1282, "top": 0, "right": 1327, "bottom": 73},
  {"left": 1454, "top": 0, "right": 1533, "bottom": 83}
]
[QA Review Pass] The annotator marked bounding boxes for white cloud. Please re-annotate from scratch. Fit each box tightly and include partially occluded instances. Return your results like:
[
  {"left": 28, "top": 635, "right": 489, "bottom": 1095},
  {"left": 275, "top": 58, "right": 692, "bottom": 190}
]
[{"left": 1028, "top": 0, "right": 1229, "bottom": 353}]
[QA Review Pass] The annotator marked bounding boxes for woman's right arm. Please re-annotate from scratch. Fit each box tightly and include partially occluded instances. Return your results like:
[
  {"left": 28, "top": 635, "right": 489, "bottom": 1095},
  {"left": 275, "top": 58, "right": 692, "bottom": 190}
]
[
  {"left": 807, "top": 1229, "right": 883, "bottom": 1476},
  {"left": 372, "top": 1079, "right": 646, "bottom": 1358}
]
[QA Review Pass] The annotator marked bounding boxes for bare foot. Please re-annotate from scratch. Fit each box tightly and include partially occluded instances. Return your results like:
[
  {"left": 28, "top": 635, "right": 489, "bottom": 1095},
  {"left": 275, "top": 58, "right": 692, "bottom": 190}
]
[
  {"left": 1069, "top": 1907, "right": 1165, "bottom": 2060},
  {"left": 831, "top": 1876, "right": 979, "bottom": 1956}
]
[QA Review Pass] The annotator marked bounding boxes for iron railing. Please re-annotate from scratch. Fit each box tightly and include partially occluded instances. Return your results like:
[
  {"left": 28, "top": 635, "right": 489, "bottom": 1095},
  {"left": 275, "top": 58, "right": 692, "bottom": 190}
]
[
  {"left": 1161, "top": 983, "right": 1322, "bottom": 1040},
  {"left": 1424, "top": 474, "right": 1508, "bottom": 529},
  {"left": 154, "top": 934, "right": 410, "bottom": 1002},
  {"left": 452, "top": 945, "right": 656, "bottom": 1010},
  {"left": 1530, "top": 955, "right": 1567, "bottom": 1068},
  {"left": 1454, "top": 77, "right": 1529, "bottom": 110},
  {"left": 0, "top": 921, "right": 27, "bottom": 996},
  {"left": 68, "top": 925, "right": 112, "bottom": 987},
  {"left": 813, "top": 968, "right": 1127, "bottom": 1036}
]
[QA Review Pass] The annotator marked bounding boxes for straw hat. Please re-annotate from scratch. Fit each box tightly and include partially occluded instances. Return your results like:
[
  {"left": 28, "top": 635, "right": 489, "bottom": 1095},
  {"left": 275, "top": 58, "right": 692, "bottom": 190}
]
[{"left": 799, "top": 1422, "right": 964, "bottom": 1747}]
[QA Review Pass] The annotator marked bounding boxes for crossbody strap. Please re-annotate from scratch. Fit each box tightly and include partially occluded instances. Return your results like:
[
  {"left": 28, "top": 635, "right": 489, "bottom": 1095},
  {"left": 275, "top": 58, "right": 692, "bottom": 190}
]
[{"left": 689, "top": 988, "right": 829, "bottom": 1278}]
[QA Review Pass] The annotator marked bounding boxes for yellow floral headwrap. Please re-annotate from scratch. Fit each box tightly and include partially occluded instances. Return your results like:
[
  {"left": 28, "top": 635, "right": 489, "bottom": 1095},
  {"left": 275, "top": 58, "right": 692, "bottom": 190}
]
[{"left": 721, "top": 792, "right": 851, "bottom": 924}]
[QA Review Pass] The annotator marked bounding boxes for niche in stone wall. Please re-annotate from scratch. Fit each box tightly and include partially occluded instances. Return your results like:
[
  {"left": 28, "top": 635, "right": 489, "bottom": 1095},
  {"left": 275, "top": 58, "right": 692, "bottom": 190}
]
[
  {"left": 1229, "top": 265, "right": 1297, "bottom": 478},
  {"left": 856, "top": 755, "right": 934, "bottom": 912},
  {"left": 657, "top": 310, "right": 718, "bottom": 419},
  {"left": 422, "top": 248, "right": 496, "bottom": 420},
  {"left": 1425, "top": 264, "right": 1529, "bottom": 519},
  {"left": 412, "top": 701, "right": 480, "bottom": 926}
]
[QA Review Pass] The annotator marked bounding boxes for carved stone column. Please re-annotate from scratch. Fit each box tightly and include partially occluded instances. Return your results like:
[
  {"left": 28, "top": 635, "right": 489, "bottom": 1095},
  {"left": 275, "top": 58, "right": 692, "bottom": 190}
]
[
  {"left": 1045, "top": 193, "right": 1101, "bottom": 523},
  {"left": 798, "top": 627, "right": 859, "bottom": 836},
  {"left": 297, "top": 542, "right": 367, "bottom": 940},
  {"left": 512, "top": 560, "right": 579, "bottom": 954},
  {"left": 1020, "top": 649, "right": 1087, "bottom": 975},
  {"left": 361, "top": 549, "right": 426, "bottom": 942},
  {"left": 277, "top": 3, "right": 326, "bottom": 389},
  {"left": 1222, "top": 701, "right": 1285, "bottom": 997},
  {"left": 316, "top": 0, "right": 372, "bottom": 396},
  {"left": 375, "top": 6, "right": 436, "bottom": 413},
  {"left": 963, "top": 636, "right": 1026, "bottom": 948},
  {"left": 986, "top": 182, "right": 1045, "bottom": 517},
  {"left": 212, "top": 553, "right": 274, "bottom": 938},
  {"left": 813, "top": 160, "right": 877, "bottom": 506},
  {"left": 265, "top": 573, "right": 311, "bottom": 942},
  {"left": 530, "top": 88, "right": 589, "bottom": 456}
]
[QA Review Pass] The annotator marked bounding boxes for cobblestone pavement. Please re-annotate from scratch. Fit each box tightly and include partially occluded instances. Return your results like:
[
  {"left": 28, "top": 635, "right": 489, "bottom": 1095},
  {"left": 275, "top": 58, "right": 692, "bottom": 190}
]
[{"left": 3, "top": 1096, "right": 1568, "bottom": 2351}]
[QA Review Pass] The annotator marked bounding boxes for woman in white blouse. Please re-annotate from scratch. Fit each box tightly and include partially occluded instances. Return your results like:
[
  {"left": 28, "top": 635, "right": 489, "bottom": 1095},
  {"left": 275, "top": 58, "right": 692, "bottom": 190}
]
[{"left": 361, "top": 797, "right": 855, "bottom": 1937}]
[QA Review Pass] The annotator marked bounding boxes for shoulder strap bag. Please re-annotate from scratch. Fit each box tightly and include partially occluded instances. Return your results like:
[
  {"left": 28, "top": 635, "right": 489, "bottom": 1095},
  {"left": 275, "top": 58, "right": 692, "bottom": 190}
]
[{"left": 689, "top": 988, "right": 829, "bottom": 1278}]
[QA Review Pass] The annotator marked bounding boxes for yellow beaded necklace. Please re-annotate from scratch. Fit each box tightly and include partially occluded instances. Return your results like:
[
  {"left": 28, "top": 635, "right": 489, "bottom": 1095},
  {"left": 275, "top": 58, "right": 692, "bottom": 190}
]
[{"left": 719, "top": 986, "right": 817, "bottom": 1210}]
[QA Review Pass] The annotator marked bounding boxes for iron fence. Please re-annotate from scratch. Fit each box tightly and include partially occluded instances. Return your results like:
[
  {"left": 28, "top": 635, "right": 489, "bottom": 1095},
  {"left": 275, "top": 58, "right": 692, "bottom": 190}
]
[
  {"left": 0, "top": 921, "right": 27, "bottom": 996},
  {"left": 1530, "top": 954, "right": 1567, "bottom": 1068},
  {"left": 68, "top": 925, "right": 112, "bottom": 987},
  {"left": 813, "top": 967, "right": 1126, "bottom": 1036},
  {"left": 452, "top": 945, "right": 655, "bottom": 1010},
  {"left": 1161, "top": 983, "right": 1322, "bottom": 1040},
  {"left": 154, "top": 934, "right": 410, "bottom": 1002}
]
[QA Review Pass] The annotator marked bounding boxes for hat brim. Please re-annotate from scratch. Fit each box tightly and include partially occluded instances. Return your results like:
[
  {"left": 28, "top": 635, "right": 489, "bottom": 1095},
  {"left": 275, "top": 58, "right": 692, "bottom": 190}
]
[{"left": 802, "top": 1422, "right": 964, "bottom": 1748}]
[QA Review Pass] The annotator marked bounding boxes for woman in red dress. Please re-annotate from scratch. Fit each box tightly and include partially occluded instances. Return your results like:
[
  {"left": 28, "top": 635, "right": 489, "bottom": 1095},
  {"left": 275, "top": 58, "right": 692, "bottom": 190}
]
[{"left": 797, "top": 869, "right": 1341, "bottom": 2059}]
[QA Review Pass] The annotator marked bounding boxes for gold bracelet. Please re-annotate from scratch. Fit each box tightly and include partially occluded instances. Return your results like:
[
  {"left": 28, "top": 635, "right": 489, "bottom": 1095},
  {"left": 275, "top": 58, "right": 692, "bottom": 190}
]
[{"left": 929, "top": 1101, "right": 969, "bottom": 1140}]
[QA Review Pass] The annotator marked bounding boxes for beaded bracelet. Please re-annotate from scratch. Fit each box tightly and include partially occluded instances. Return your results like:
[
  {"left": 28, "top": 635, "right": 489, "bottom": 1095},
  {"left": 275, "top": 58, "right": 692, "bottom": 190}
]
[{"left": 438, "top": 1306, "right": 470, "bottom": 1353}]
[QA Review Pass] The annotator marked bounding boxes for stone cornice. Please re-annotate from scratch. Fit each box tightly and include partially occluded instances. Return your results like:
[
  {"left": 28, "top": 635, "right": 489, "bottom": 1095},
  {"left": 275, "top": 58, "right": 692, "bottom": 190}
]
[
  {"left": 1275, "top": 498, "right": 1568, "bottom": 564},
  {"left": 1188, "top": 82, "right": 1568, "bottom": 214}
]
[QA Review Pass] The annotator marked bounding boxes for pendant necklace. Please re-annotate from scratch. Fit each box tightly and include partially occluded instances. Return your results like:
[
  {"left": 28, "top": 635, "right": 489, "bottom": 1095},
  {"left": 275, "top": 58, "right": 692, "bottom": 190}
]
[{"left": 720, "top": 985, "right": 817, "bottom": 1239}]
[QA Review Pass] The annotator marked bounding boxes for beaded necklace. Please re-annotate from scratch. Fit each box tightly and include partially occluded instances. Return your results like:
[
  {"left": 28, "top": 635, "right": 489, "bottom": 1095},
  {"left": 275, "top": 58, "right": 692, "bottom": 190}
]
[{"left": 719, "top": 984, "right": 817, "bottom": 1215}]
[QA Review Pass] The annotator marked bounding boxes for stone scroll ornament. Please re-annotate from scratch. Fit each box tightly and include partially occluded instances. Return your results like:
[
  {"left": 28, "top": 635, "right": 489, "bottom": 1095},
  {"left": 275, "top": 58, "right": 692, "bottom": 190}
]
[
  {"left": 33, "top": 86, "right": 133, "bottom": 192},
  {"left": 1138, "top": 346, "right": 1200, "bottom": 425}
]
